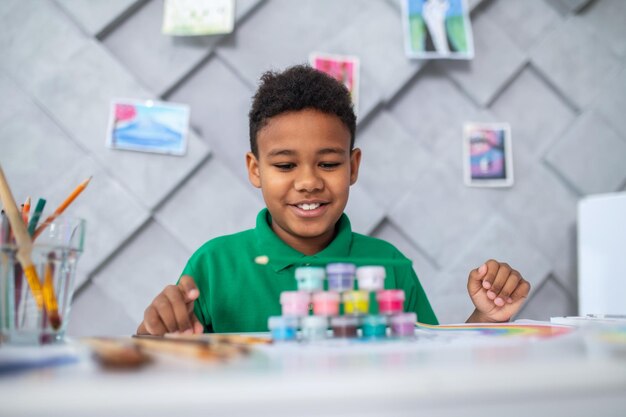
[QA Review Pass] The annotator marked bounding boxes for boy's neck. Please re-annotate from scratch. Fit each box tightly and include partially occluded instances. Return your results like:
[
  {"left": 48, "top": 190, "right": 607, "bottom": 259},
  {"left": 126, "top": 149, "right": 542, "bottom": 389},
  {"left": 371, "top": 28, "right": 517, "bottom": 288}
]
[{"left": 270, "top": 223, "right": 336, "bottom": 256}]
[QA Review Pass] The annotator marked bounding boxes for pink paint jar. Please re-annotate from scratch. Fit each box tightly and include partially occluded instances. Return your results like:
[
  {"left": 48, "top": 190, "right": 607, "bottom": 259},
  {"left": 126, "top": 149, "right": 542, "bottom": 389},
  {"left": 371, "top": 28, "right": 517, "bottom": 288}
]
[
  {"left": 356, "top": 266, "right": 386, "bottom": 291},
  {"left": 389, "top": 312, "right": 417, "bottom": 337},
  {"left": 376, "top": 290, "right": 405, "bottom": 315},
  {"left": 280, "top": 291, "right": 311, "bottom": 317},
  {"left": 312, "top": 291, "right": 340, "bottom": 316}
]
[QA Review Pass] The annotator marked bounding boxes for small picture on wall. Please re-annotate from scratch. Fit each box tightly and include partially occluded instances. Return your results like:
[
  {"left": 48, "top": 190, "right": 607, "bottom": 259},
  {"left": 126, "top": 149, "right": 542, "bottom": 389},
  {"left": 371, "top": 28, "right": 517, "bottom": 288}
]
[
  {"left": 463, "top": 122, "right": 513, "bottom": 187},
  {"left": 309, "top": 52, "right": 360, "bottom": 115},
  {"left": 106, "top": 99, "right": 190, "bottom": 156},
  {"left": 402, "top": 0, "right": 474, "bottom": 60},
  {"left": 162, "top": 0, "right": 235, "bottom": 36}
]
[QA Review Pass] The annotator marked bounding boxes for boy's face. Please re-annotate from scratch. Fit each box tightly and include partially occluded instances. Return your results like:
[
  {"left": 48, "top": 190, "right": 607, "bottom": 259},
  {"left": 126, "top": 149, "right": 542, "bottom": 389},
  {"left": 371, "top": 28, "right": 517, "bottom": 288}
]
[{"left": 246, "top": 109, "right": 361, "bottom": 254}]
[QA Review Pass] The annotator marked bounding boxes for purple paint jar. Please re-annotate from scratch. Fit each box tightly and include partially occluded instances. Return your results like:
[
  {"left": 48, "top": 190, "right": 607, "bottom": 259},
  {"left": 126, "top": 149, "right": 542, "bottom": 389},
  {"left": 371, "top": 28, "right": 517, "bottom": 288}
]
[
  {"left": 356, "top": 266, "right": 386, "bottom": 291},
  {"left": 376, "top": 290, "right": 405, "bottom": 315},
  {"left": 389, "top": 312, "right": 417, "bottom": 337},
  {"left": 326, "top": 263, "right": 356, "bottom": 292},
  {"left": 280, "top": 291, "right": 310, "bottom": 317}
]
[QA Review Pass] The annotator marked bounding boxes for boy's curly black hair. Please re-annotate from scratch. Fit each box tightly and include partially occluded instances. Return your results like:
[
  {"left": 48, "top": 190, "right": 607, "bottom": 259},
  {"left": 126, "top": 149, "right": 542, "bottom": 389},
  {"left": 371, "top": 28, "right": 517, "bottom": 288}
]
[{"left": 248, "top": 64, "right": 356, "bottom": 157}]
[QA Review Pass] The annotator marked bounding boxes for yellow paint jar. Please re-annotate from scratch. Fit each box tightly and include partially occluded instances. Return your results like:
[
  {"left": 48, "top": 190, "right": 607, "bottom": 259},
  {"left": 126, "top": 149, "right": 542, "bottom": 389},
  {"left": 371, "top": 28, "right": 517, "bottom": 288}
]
[{"left": 342, "top": 290, "right": 369, "bottom": 315}]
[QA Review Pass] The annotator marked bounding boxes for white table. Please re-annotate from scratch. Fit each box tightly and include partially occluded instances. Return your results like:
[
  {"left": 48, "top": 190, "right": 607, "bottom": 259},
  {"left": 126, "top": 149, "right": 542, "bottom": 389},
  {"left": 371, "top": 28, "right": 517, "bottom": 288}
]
[{"left": 1, "top": 324, "right": 625, "bottom": 417}]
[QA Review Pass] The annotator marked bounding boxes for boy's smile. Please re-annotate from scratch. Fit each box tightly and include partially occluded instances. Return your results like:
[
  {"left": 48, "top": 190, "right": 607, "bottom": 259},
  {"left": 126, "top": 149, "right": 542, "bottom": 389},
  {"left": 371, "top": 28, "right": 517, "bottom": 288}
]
[{"left": 247, "top": 109, "right": 361, "bottom": 255}]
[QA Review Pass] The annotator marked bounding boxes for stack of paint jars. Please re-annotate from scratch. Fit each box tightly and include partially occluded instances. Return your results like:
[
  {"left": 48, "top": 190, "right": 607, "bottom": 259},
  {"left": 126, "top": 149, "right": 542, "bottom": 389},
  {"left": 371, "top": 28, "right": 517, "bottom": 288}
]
[{"left": 268, "top": 263, "right": 417, "bottom": 342}]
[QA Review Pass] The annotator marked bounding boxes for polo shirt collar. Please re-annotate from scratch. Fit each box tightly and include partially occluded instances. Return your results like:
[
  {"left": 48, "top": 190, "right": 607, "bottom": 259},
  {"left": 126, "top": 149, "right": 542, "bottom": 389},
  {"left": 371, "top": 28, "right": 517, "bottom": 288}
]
[{"left": 255, "top": 208, "right": 353, "bottom": 272}]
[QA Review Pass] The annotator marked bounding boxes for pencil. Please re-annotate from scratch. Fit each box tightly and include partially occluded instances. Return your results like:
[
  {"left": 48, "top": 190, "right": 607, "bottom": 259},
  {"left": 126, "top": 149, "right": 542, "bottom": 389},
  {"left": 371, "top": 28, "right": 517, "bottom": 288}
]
[
  {"left": 42, "top": 255, "right": 61, "bottom": 330},
  {"left": 27, "top": 198, "right": 46, "bottom": 237},
  {"left": 33, "top": 176, "right": 91, "bottom": 240},
  {"left": 254, "top": 255, "right": 412, "bottom": 267},
  {"left": 0, "top": 165, "right": 44, "bottom": 311},
  {"left": 22, "top": 197, "right": 31, "bottom": 224}
]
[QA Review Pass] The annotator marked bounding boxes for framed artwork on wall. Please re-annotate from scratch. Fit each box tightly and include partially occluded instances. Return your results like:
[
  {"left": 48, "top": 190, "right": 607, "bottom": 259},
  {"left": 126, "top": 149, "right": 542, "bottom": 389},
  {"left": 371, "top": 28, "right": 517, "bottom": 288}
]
[{"left": 463, "top": 122, "right": 514, "bottom": 187}]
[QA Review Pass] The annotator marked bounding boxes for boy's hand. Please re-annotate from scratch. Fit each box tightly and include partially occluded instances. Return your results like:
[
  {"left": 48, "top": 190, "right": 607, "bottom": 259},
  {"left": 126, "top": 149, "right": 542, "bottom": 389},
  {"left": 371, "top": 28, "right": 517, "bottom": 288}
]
[
  {"left": 136, "top": 275, "right": 204, "bottom": 335},
  {"left": 466, "top": 259, "right": 530, "bottom": 323}
]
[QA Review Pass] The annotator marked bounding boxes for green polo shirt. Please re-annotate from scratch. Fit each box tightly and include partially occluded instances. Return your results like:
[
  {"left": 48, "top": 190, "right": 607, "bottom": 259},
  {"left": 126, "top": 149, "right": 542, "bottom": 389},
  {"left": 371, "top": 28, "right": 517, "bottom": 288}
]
[{"left": 182, "top": 209, "right": 438, "bottom": 332}]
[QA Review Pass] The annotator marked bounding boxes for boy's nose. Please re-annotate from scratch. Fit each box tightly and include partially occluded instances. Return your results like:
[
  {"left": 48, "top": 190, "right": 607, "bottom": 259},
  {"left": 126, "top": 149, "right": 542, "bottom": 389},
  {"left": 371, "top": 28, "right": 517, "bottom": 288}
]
[{"left": 294, "top": 168, "right": 323, "bottom": 192}]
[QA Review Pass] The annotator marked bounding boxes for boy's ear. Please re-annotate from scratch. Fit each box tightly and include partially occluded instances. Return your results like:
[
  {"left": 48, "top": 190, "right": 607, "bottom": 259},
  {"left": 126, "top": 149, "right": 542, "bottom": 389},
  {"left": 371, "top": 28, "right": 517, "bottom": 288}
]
[
  {"left": 246, "top": 152, "right": 262, "bottom": 188},
  {"left": 349, "top": 148, "right": 362, "bottom": 185}
]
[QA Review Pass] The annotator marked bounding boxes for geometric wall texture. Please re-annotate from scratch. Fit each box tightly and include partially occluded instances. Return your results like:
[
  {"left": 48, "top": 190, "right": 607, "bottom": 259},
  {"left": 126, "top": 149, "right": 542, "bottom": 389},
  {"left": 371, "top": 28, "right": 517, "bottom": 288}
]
[{"left": 1, "top": 0, "right": 625, "bottom": 336}]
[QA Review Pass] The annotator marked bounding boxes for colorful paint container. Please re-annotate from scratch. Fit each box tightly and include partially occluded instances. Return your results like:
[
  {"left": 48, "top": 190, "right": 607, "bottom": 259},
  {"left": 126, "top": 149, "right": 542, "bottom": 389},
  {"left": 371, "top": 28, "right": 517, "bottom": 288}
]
[
  {"left": 342, "top": 290, "right": 369, "bottom": 315},
  {"left": 301, "top": 316, "right": 329, "bottom": 341},
  {"left": 268, "top": 316, "right": 298, "bottom": 341},
  {"left": 312, "top": 291, "right": 340, "bottom": 316},
  {"left": 330, "top": 316, "right": 360, "bottom": 338},
  {"left": 280, "top": 291, "right": 311, "bottom": 316},
  {"left": 390, "top": 312, "right": 417, "bottom": 337},
  {"left": 326, "top": 263, "right": 356, "bottom": 292},
  {"left": 362, "top": 314, "right": 388, "bottom": 338},
  {"left": 295, "top": 266, "right": 325, "bottom": 292},
  {"left": 376, "top": 289, "right": 405, "bottom": 315},
  {"left": 356, "top": 266, "right": 386, "bottom": 291}
]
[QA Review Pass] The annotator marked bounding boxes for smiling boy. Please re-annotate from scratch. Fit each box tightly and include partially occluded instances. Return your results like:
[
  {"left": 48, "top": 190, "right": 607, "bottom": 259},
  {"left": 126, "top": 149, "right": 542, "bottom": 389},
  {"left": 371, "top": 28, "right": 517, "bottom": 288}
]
[{"left": 137, "top": 65, "right": 529, "bottom": 335}]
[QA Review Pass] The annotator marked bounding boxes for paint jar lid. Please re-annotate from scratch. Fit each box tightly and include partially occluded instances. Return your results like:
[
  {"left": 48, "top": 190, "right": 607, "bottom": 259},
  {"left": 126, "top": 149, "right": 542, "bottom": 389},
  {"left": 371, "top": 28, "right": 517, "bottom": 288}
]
[
  {"left": 301, "top": 315, "right": 328, "bottom": 329},
  {"left": 341, "top": 290, "right": 369, "bottom": 302},
  {"left": 312, "top": 291, "right": 340, "bottom": 302},
  {"left": 389, "top": 312, "right": 417, "bottom": 325},
  {"left": 295, "top": 266, "right": 326, "bottom": 280},
  {"left": 376, "top": 289, "right": 405, "bottom": 302},
  {"left": 326, "top": 262, "right": 356, "bottom": 275},
  {"left": 330, "top": 316, "right": 360, "bottom": 327},
  {"left": 356, "top": 266, "right": 386, "bottom": 280},
  {"left": 268, "top": 315, "right": 298, "bottom": 329},
  {"left": 280, "top": 291, "right": 311, "bottom": 304},
  {"left": 362, "top": 314, "right": 388, "bottom": 326}
]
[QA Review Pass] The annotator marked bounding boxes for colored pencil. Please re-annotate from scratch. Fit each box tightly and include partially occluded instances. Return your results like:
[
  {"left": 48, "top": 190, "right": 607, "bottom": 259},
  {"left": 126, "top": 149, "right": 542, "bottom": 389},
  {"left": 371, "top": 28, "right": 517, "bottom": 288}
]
[
  {"left": 22, "top": 197, "right": 31, "bottom": 224},
  {"left": 0, "top": 165, "right": 44, "bottom": 311},
  {"left": 33, "top": 176, "right": 91, "bottom": 240},
  {"left": 27, "top": 198, "right": 46, "bottom": 237},
  {"left": 254, "top": 255, "right": 412, "bottom": 267}
]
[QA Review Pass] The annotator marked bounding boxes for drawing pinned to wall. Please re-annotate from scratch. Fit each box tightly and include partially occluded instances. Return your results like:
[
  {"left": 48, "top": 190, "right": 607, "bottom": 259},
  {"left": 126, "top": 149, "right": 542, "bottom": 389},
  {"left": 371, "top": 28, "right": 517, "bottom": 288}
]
[
  {"left": 162, "top": 0, "right": 235, "bottom": 36},
  {"left": 310, "top": 52, "right": 360, "bottom": 115},
  {"left": 463, "top": 122, "right": 513, "bottom": 187},
  {"left": 402, "top": 0, "right": 474, "bottom": 59},
  {"left": 106, "top": 99, "right": 190, "bottom": 156}
]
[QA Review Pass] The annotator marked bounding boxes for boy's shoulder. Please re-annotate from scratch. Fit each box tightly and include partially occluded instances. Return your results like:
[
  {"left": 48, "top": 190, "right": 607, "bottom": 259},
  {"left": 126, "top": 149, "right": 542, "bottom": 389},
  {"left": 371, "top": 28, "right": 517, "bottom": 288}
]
[
  {"left": 191, "top": 228, "right": 257, "bottom": 260},
  {"left": 350, "top": 231, "right": 407, "bottom": 259}
]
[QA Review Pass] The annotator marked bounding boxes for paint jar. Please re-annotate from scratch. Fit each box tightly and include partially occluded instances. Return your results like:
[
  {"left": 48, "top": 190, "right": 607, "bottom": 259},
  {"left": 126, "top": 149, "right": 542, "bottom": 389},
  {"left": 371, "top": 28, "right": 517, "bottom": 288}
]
[
  {"left": 330, "top": 316, "right": 360, "bottom": 338},
  {"left": 389, "top": 312, "right": 417, "bottom": 337},
  {"left": 326, "top": 263, "right": 356, "bottom": 292},
  {"left": 362, "top": 315, "right": 388, "bottom": 338},
  {"left": 268, "top": 316, "right": 298, "bottom": 342},
  {"left": 342, "top": 290, "right": 369, "bottom": 315},
  {"left": 295, "top": 266, "right": 325, "bottom": 292},
  {"left": 301, "top": 316, "right": 329, "bottom": 341},
  {"left": 312, "top": 291, "right": 340, "bottom": 316},
  {"left": 356, "top": 266, "right": 386, "bottom": 291},
  {"left": 280, "top": 291, "right": 311, "bottom": 316},
  {"left": 376, "top": 289, "right": 405, "bottom": 315}
]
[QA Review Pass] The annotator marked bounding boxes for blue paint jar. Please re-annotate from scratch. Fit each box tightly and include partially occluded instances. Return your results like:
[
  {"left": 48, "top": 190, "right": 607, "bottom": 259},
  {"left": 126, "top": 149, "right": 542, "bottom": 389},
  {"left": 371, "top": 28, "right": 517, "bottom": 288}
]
[
  {"left": 295, "top": 266, "right": 326, "bottom": 292},
  {"left": 268, "top": 316, "right": 298, "bottom": 342},
  {"left": 326, "top": 263, "right": 356, "bottom": 292},
  {"left": 362, "top": 315, "right": 388, "bottom": 338}
]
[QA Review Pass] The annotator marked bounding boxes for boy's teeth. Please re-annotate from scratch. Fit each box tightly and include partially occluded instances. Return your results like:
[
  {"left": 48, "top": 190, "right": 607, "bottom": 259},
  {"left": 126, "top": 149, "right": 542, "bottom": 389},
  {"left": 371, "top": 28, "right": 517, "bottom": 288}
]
[{"left": 297, "top": 203, "right": 321, "bottom": 211}]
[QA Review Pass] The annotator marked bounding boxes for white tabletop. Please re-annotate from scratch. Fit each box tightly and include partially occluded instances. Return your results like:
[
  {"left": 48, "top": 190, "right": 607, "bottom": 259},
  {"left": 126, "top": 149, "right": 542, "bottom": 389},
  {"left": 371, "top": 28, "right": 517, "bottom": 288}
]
[{"left": 1, "top": 322, "right": 625, "bottom": 417}]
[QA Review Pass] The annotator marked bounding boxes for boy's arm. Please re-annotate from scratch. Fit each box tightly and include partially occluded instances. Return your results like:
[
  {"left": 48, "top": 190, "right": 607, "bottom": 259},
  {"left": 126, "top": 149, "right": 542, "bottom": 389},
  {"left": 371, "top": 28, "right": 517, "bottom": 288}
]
[
  {"left": 137, "top": 275, "right": 204, "bottom": 335},
  {"left": 466, "top": 259, "right": 531, "bottom": 323}
]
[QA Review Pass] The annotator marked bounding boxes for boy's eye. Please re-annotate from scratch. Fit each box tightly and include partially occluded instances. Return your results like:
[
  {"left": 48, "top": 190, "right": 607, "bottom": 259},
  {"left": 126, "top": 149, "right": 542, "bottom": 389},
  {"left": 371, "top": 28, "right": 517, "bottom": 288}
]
[
  {"left": 274, "top": 163, "right": 295, "bottom": 171},
  {"left": 319, "top": 162, "right": 341, "bottom": 169}
]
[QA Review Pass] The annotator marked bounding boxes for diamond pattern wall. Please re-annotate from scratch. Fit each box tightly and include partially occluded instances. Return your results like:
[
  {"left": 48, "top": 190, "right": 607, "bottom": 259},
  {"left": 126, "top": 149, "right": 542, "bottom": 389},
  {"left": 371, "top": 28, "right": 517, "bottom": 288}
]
[{"left": 1, "top": 0, "right": 625, "bottom": 332}]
